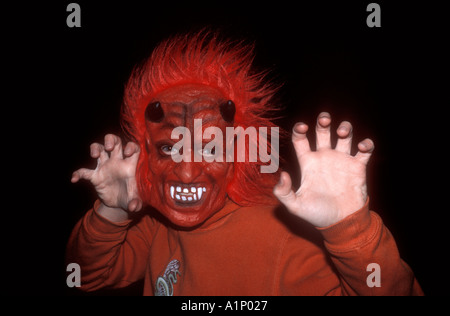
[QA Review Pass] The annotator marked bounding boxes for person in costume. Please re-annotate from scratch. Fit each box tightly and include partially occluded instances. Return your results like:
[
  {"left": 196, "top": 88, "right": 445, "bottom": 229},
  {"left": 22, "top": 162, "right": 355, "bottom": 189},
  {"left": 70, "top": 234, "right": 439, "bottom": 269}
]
[{"left": 68, "top": 31, "right": 422, "bottom": 295}]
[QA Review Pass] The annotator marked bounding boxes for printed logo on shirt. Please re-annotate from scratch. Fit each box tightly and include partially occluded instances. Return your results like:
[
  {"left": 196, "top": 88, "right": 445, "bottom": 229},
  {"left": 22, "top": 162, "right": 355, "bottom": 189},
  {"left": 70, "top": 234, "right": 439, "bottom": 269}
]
[{"left": 155, "top": 259, "right": 181, "bottom": 296}]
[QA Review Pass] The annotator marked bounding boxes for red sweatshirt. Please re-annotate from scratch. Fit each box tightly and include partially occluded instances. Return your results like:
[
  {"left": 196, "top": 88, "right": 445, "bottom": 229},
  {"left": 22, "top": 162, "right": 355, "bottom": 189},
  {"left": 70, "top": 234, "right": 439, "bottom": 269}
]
[{"left": 66, "top": 198, "right": 423, "bottom": 295}]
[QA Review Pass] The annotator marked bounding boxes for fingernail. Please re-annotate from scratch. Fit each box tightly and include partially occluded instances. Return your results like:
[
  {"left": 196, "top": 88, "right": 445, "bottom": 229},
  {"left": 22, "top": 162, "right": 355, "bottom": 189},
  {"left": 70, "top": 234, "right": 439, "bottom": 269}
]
[{"left": 293, "top": 123, "right": 305, "bottom": 134}]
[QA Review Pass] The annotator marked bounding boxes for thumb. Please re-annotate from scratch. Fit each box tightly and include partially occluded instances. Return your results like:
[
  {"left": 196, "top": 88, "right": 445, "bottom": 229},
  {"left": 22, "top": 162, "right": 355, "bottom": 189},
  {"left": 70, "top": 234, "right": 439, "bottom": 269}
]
[
  {"left": 71, "top": 168, "right": 94, "bottom": 183},
  {"left": 273, "top": 171, "right": 297, "bottom": 210}
]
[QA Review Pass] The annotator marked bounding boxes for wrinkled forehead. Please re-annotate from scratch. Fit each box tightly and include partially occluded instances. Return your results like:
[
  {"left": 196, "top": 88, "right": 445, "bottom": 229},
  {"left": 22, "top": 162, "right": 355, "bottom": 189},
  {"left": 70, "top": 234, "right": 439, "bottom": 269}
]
[
  {"left": 145, "top": 83, "right": 235, "bottom": 132},
  {"left": 154, "top": 83, "right": 225, "bottom": 106}
]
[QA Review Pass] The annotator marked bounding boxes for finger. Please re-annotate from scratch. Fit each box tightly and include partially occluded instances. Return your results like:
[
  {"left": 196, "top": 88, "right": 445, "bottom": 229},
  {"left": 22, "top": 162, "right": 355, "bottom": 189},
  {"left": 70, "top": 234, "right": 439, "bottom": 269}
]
[
  {"left": 124, "top": 142, "right": 141, "bottom": 163},
  {"left": 335, "top": 121, "right": 353, "bottom": 154},
  {"left": 105, "top": 134, "right": 123, "bottom": 159},
  {"left": 71, "top": 168, "right": 94, "bottom": 183},
  {"left": 90, "top": 143, "right": 103, "bottom": 159},
  {"left": 355, "top": 138, "right": 375, "bottom": 165},
  {"left": 127, "top": 198, "right": 143, "bottom": 212},
  {"left": 273, "top": 171, "right": 298, "bottom": 210},
  {"left": 124, "top": 141, "right": 140, "bottom": 157},
  {"left": 292, "top": 123, "right": 311, "bottom": 159},
  {"left": 90, "top": 143, "right": 109, "bottom": 164},
  {"left": 315, "top": 112, "right": 332, "bottom": 150}
]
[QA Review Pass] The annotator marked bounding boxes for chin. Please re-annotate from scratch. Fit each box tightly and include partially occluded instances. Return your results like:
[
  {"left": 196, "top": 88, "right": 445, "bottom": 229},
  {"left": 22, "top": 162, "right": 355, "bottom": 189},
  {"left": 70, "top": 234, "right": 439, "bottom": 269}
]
[{"left": 163, "top": 208, "right": 210, "bottom": 228}]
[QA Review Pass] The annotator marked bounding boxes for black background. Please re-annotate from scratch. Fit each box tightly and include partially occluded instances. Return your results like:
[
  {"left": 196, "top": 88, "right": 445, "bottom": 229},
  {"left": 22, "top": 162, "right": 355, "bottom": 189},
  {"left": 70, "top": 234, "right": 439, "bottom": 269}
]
[{"left": 7, "top": 0, "right": 448, "bottom": 296}]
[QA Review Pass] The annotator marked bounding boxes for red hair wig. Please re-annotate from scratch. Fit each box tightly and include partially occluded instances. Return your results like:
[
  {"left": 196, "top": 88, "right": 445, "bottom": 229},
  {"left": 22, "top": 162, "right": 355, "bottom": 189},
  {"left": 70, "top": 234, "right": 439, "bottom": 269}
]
[{"left": 121, "top": 30, "right": 282, "bottom": 207}]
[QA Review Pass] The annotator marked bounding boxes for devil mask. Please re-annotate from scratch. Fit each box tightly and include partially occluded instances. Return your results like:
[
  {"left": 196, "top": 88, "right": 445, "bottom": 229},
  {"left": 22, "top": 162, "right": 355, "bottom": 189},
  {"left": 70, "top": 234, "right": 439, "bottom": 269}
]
[
  {"left": 144, "top": 83, "right": 235, "bottom": 227},
  {"left": 121, "top": 31, "right": 281, "bottom": 228}
]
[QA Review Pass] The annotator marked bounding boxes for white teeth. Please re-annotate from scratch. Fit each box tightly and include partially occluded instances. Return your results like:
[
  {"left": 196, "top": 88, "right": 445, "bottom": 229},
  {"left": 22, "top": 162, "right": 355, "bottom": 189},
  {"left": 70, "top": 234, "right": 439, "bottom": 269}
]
[{"left": 170, "top": 185, "right": 206, "bottom": 202}]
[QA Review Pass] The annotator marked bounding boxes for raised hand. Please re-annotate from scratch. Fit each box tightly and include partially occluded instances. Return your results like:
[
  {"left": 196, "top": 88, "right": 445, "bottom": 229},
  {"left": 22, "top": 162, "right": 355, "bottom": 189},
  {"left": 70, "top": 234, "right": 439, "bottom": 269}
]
[
  {"left": 71, "top": 134, "right": 142, "bottom": 219},
  {"left": 273, "top": 112, "right": 374, "bottom": 228}
]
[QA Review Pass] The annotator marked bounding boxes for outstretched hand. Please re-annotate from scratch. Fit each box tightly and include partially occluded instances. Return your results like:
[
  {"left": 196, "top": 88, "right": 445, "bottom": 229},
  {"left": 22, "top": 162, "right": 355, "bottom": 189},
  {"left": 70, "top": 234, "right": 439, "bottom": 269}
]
[
  {"left": 71, "top": 134, "right": 142, "bottom": 214},
  {"left": 274, "top": 112, "right": 374, "bottom": 228}
]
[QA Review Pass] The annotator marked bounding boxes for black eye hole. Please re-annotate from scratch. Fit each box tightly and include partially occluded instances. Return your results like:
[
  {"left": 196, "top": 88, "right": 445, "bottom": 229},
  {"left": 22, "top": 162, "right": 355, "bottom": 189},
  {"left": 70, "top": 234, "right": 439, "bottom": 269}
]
[
  {"left": 145, "top": 101, "right": 164, "bottom": 122},
  {"left": 219, "top": 100, "right": 235, "bottom": 123}
]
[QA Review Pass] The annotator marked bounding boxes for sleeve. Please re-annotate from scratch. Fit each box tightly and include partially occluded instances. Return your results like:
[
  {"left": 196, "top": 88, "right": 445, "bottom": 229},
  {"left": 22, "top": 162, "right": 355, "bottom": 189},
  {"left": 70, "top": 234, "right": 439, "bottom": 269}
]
[
  {"left": 276, "top": 198, "right": 423, "bottom": 295},
  {"left": 66, "top": 200, "right": 155, "bottom": 292},
  {"left": 317, "top": 198, "right": 423, "bottom": 295}
]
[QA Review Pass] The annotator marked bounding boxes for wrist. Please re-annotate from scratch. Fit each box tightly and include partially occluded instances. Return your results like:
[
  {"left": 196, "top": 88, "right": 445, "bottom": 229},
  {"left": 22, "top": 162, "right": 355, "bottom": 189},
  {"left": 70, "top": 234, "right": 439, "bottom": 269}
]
[
  {"left": 96, "top": 202, "right": 130, "bottom": 223},
  {"left": 317, "top": 197, "right": 377, "bottom": 252}
]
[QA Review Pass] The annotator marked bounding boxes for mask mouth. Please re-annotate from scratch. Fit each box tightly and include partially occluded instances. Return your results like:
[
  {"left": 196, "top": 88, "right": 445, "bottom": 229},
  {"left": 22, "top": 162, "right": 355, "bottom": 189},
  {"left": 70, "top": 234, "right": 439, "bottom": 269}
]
[{"left": 168, "top": 183, "right": 207, "bottom": 205}]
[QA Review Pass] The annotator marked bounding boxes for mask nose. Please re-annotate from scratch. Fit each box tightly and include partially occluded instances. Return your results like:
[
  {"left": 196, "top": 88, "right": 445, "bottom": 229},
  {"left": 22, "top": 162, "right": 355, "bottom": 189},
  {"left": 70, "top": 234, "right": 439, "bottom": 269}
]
[{"left": 173, "top": 159, "right": 202, "bottom": 183}]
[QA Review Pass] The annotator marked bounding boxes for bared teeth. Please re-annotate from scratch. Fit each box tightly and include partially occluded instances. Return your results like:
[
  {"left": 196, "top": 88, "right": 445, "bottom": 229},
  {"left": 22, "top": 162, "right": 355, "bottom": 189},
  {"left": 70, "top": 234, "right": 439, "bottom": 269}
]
[{"left": 170, "top": 185, "right": 206, "bottom": 203}]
